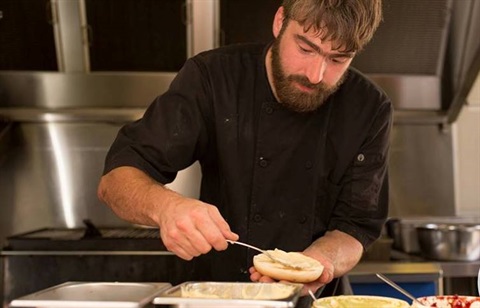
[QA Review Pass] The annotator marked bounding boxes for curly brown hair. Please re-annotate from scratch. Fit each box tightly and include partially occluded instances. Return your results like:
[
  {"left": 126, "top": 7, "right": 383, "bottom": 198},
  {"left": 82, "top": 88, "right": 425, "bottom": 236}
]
[{"left": 281, "top": 0, "right": 383, "bottom": 52}]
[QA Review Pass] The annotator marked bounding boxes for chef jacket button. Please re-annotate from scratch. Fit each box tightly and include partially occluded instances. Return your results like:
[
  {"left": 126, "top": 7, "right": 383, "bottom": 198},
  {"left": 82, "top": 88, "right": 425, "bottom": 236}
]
[
  {"left": 253, "top": 214, "right": 262, "bottom": 222},
  {"left": 259, "top": 157, "right": 268, "bottom": 167},
  {"left": 265, "top": 106, "right": 274, "bottom": 114},
  {"left": 357, "top": 153, "right": 365, "bottom": 162},
  {"left": 298, "top": 215, "right": 307, "bottom": 224},
  {"left": 305, "top": 160, "right": 313, "bottom": 169}
]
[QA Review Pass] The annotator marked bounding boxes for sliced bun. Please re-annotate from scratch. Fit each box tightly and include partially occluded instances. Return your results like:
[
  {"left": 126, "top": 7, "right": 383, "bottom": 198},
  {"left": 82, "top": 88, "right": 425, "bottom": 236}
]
[{"left": 253, "top": 250, "right": 324, "bottom": 283}]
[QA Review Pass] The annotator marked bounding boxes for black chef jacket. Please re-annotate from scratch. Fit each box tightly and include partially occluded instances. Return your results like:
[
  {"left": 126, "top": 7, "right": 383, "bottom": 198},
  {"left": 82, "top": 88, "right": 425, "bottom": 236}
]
[{"left": 103, "top": 43, "right": 393, "bottom": 282}]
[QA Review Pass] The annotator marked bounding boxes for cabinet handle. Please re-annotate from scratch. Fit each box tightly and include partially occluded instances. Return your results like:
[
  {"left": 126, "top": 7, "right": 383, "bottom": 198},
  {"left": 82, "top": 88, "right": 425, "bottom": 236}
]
[
  {"left": 181, "top": 1, "right": 191, "bottom": 26},
  {"left": 82, "top": 24, "right": 93, "bottom": 47},
  {"left": 45, "top": 0, "right": 58, "bottom": 25}
]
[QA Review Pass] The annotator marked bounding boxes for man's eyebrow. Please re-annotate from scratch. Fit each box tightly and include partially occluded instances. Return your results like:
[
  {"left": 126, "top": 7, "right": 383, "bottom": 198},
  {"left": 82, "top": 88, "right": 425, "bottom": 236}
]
[{"left": 294, "top": 34, "right": 355, "bottom": 58}]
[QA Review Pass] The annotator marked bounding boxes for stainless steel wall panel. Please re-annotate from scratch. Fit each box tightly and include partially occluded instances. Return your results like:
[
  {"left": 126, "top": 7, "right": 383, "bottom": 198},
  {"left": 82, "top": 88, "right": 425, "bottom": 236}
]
[
  {"left": 0, "top": 72, "right": 176, "bottom": 109},
  {"left": 0, "top": 122, "right": 457, "bottom": 245},
  {"left": 0, "top": 108, "right": 146, "bottom": 123},
  {"left": 0, "top": 71, "right": 458, "bottom": 246},
  {"left": 0, "top": 122, "right": 130, "bottom": 245},
  {"left": 388, "top": 124, "right": 455, "bottom": 217},
  {"left": 0, "top": 72, "right": 443, "bottom": 113},
  {"left": 369, "top": 75, "right": 442, "bottom": 110}
]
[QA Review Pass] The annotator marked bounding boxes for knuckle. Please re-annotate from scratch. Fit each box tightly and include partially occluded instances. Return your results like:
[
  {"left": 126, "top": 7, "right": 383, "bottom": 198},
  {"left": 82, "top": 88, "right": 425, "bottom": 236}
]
[
  {"left": 211, "top": 236, "right": 228, "bottom": 249},
  {"left": 175, "top": 219, "right": 190, "bottom": 232},
  {"left": 207, "top": 205, "right": 221, "bottom": 216},
  {"left": 198, "top": 245, "right": 212, "bottom": 254},
  {"left": 166, "top": 228, "right": 182, "bottom": 242},
  {"left": 191, "top": 205, "right": 209, "bottom": 221}
]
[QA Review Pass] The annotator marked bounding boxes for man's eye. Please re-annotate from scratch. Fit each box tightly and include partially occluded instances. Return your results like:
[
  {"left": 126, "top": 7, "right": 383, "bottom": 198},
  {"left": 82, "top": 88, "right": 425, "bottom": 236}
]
[
  {"left": 299, "top": 46, "right": 313, "bottom": 54},
  {"left": 331, "top": 57, "right": 347, "bottom": 64}
]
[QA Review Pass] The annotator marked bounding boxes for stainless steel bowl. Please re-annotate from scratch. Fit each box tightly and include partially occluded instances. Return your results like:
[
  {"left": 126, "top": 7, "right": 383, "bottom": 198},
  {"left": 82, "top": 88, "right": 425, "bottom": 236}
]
[{"left": 416, "top": 223, "right": 480, "bottom": 261}]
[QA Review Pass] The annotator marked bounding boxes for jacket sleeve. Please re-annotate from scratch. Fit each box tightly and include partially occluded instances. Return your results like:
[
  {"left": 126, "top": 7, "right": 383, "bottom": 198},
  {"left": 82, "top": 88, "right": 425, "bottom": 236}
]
[
  {"left": 327, "top": 94, "right": 393, "bottom": 250},
  {"left": 103, "top": 58, "right": 211, "bottom": 184}
]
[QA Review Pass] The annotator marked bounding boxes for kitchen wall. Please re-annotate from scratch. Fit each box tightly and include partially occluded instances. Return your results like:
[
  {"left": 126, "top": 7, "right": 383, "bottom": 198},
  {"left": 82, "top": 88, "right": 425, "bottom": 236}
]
[
  {"left": 454, "top": 73, "right": 480, "bottom": 216},
  {"left": 0, "top": 0, "right": 479, "bottom": 246}
]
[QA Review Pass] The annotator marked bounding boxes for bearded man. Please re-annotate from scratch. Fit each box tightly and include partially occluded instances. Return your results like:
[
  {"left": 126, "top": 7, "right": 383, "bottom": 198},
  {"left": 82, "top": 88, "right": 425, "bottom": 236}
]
[{"left": 98, "top": 0, "right": 391, "bottom": 304}]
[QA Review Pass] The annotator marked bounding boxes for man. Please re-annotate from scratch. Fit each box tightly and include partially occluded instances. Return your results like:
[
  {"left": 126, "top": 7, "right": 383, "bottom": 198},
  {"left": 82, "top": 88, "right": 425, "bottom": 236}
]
[{"left": 98, "top": 0, "right": 390, "bottom": 299}]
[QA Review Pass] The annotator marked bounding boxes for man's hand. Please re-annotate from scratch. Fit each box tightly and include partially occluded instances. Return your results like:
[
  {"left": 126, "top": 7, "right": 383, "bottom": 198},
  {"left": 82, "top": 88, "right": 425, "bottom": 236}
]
[
  {"left": 156, "top": 194, "right": 239, "bottom": 260},
  {"left": 98, "top": 166, "right": 239, "bottom": 261},
  {"left": 248, "top": 230, "right": 363, "bottom": 295},
  {"left": 248, "top": 251, "right": 335, "bottom": 296},
  {"left": 249, "top": 266, "right": 328, "bottom": 296}
]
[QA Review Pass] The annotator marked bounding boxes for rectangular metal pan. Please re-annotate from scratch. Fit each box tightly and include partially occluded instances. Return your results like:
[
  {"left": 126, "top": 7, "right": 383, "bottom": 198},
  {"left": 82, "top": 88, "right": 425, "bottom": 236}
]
[
  {"left": 153, "top": 281, "right": 303, "bottom": 308},
  {"left": 10, "top": 281, "right": 172, "bottom": 308}
]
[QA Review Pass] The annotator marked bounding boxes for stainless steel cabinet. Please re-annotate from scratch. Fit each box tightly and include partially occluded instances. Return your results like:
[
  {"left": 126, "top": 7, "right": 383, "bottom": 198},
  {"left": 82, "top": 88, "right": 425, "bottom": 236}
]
[
  {"left": 219, "top": 0, "right": 278, "bottom": 46},
  {"left": 0, "top": 0, "right": 58, "bottom": 70},
  {"left": 85, "top": 0, "right": 187, "bottom": 72},
  {"left": 0, "top": 0, "right": 189, "bottom": 72}
]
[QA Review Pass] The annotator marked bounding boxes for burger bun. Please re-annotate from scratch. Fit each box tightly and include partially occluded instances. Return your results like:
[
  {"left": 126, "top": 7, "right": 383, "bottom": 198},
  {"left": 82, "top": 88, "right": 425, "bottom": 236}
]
[{"left": 253, "top": 250, "right": 324, "bottom": 283}]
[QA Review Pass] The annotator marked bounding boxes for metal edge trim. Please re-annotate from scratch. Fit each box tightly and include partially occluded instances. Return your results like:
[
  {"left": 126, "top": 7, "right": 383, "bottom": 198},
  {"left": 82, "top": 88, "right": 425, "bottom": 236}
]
[{"left": 0, "top": 251, "right": 175, "bottom": 256}]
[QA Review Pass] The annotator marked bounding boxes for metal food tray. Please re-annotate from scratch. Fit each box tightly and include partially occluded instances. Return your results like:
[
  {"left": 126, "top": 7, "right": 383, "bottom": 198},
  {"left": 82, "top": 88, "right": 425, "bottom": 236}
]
[
  {"left": 9, "top": 281, "right": 172, "bottom": 308},
  {"left": 153, "top": 282, "right": 303, "bottom": 308}
]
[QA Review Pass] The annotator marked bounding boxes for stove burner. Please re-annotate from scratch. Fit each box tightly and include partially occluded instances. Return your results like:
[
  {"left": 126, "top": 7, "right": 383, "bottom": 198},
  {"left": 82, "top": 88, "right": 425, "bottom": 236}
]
[{"left": 3, "top": 220, "right": 166, "bottom": 251}]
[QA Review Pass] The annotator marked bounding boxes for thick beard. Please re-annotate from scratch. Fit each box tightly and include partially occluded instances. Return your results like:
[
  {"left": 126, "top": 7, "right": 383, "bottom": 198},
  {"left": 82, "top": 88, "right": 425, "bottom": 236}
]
[{"left": 270, "top": 36, "right": 346, "bottom": 113}]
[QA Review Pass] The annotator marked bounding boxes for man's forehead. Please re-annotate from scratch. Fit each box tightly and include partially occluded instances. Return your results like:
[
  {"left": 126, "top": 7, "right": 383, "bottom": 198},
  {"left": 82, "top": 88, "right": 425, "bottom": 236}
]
[{"left": 288, "top": 21, "right": 355, "bottom": 56}]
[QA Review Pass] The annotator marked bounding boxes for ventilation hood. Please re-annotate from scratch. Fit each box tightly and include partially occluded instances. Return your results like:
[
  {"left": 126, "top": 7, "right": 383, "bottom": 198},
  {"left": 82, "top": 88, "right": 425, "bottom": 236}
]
[{"left": 352, "top": 0, "right": 480, "bottom": 125}]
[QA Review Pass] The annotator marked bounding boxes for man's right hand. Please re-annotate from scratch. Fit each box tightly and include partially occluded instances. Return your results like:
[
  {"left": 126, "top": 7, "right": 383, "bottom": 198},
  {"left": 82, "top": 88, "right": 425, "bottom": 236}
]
[
  {"left": 155, "top": 193, "right": 239, "bottom": 260},
  {"left": 98, "top": 166, "right": 238, "bottom": 261}
]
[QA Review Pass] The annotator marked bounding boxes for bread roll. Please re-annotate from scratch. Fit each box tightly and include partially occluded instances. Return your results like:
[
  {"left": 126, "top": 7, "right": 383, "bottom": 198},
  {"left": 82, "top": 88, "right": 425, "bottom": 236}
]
[{"left": 253, "top": 249, "right": 324, "bottom": 283}]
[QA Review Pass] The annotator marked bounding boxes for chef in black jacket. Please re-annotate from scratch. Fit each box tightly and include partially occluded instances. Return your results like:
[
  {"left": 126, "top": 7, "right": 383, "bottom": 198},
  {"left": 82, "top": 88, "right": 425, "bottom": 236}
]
[{"left": 98, "top": 0, "right": 390, "bottom": 299}]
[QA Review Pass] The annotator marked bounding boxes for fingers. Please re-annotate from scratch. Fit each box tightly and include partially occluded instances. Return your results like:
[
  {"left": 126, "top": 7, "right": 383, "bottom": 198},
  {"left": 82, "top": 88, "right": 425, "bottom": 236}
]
[
  {"left": 301, "top": 281, "right": 324, "bottom": 297},
  {"left": 250, "top": 265, "right": 325, "bottom": 298},
  {"left": 207, "top": 206, "right": 239, "bottom": 241},
  {"left": 318, "top": 263, "right": 335, "bottom": 285},
  {"left": 249, "top": 266, "right": 261, "bottom": 281},
  {"left": 249, "top": 266, "right": 276, "bottom": 283},
  {"left": 160, "top": 221, "right": 204, "bottom": 260},
  {"left": 194, "top": 206, "right": 234, "bottom": 251},
  {"left": 159, "top": 199, "right": 237, "bottom": 260}
]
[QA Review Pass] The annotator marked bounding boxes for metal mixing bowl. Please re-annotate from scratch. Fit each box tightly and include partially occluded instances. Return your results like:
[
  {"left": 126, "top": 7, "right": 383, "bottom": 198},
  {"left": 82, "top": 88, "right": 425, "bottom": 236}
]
[{"left": 416, "top": 223, "right": 480, "bottom": 261}]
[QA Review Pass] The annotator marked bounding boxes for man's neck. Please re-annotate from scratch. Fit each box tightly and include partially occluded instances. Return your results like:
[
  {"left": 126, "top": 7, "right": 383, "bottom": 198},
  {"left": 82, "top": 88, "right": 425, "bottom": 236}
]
[{"left": 265, "top": 47, "right": 280, "bottom": 102}]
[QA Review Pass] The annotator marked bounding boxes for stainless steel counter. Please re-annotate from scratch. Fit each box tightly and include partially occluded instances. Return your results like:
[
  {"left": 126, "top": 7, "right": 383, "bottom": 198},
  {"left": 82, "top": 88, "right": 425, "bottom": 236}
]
[
  {"left": 352, "top": 255, "right": 480, "bottom": 296},
  {"left": 388, "top": 249, "right": 480, "bottom": 278},
  {"left": 0, "top": 250, "right": 193, "bottom": 307}
]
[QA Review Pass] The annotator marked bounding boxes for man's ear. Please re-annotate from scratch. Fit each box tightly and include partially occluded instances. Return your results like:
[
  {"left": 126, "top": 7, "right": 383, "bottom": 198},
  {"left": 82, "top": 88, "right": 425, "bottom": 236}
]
[{"left": 272, "top": 6, "right": 286, "bottom": 38}]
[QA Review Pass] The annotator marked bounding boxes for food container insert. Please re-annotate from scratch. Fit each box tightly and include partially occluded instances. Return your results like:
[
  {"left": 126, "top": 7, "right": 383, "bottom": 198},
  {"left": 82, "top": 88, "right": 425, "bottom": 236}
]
[
  {"left": 153, "top": 281, "right": 303, "bottom": 308},
  {"left": 387, "top": 216, "right": 480, "bottom": 253},
  {"left": 9, "top": 281, "right": 172, "bottom": 308},
  {"left": 416, "top": 223, "right": 480, "bottom": 261}
]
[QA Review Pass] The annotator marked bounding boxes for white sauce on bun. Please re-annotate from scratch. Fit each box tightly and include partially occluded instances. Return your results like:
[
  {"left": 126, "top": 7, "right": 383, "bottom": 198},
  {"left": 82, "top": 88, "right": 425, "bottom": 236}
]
[{"left": 253, "top": 249, "right": 324, "bottom": 283}]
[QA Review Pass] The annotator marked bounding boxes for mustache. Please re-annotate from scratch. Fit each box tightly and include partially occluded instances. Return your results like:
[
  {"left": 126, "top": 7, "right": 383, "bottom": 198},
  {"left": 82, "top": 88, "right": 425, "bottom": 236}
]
[{"left": 287, "top": 75, "right": 327, "bottom": 91}]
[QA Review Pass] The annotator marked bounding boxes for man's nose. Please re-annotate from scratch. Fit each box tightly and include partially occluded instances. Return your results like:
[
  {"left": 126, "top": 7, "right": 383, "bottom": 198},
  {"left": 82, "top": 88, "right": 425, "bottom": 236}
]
[{"left": 305, "top": 56, "right": 326, "bottom": 85}]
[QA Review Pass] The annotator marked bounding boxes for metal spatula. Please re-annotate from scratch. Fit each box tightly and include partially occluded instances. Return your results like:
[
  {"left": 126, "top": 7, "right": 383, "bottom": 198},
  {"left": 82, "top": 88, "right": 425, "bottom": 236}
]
[
  {"left": 376, "top": 273, "right": 428, "bottom": 307},
  {"left": 226, "top": 240, "right": 303, "bottom": 269}
]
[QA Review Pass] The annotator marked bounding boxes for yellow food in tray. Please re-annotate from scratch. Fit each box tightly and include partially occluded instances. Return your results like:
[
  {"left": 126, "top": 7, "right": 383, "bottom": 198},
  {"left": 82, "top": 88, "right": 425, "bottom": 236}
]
[
  {"left": 180, "top": 282, "right": 299, "bottom": 300},
  {"left": 312, "top": 295, "right": 410, "bottom": 308}
]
